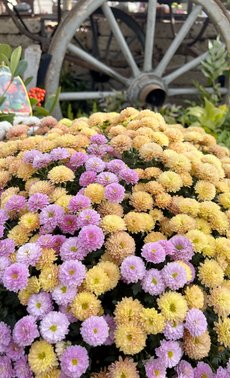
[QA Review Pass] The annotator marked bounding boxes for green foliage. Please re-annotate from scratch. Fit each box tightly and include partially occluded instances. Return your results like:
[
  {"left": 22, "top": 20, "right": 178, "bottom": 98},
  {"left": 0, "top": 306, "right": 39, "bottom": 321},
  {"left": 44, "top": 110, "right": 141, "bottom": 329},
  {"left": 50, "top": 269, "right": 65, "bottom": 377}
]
[{"left": 194, "top": 37, "right": 229, "bottom": 105}]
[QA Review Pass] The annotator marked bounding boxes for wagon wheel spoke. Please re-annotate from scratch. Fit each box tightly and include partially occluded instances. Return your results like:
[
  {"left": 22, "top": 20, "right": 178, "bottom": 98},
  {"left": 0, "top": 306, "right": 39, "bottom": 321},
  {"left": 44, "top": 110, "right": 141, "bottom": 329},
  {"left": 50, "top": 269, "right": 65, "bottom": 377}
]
[
  {"left": 144, "top": 0, "right": 157, "bottom": 72},
  {"left": 59, "top": 91, "right": 123, "bottom": 101},
  {"left": 154, "top": 5, "right": 202, "bottom": 77},
  {"left": 67, "top": 42, "right": 130, "bottom": 86},
  {"left": 168, "top": 87, "right": 228, "bottom": 96},
  {"left": 101, "top": 2, "right": 140, "bottom": 77},
  {"left": 163, "top": 52, "right": 208, "bottom": 85}
]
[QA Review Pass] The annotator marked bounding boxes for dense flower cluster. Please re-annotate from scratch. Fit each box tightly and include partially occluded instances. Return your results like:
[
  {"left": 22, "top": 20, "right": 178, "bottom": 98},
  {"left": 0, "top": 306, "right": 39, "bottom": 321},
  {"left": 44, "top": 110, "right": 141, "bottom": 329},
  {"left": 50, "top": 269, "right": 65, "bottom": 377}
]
[{"left": 0, "top": 108, "right": 229, "bottom": 377}]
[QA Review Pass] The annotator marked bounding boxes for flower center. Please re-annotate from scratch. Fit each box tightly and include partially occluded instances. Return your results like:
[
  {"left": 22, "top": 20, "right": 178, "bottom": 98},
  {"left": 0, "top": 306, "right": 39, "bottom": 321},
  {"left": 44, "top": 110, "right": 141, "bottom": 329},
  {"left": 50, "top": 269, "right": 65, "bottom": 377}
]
[
  {"left": 72, "top": 358, "right": 78, "bottom": 366},
  {"left": 36, "top": 302, "right": 41, "bottom": 309},
  {"left": 176, "top": 243, "right": 183, "bottom": 250},
  {"left": 127, "top": 334, "right": 132, "bottom": 341},
  {"left": 70, "top": 247, "right": 77, "bottom": 252},
  {"left": 61, "top": 286, "right": 67, "bottom": 293},
  {"left": 93, "top": 328, "right": 98, "bottom": 334},
  {"left": 38, "top": 352, "right": 46, "bottom": 360},
  {"left": 172, "top": 272, "right": 178, "bottom": 278},
  {"left": 170, "top": 303, "right": 176, "bottom": 312},
  {"left": 11, "top": 273, "right": 18, "bottom": 279},
  {"left": 69, "top": 269, "right": 75, "bottom": 276},
  {"left": 168, "top": 351, "right": 174, "bottom": 358},
  {"left": 152, "top": 278, "right": 158, "bottom": 285},
  {"left": 201, "top": 375, "right": 208, "bottom": 378},
  {"left": 130, "top": 265, "right": 135, "bottom": 270},
  {"left": 82, "top": 302, "right": 89, "bottom": 310},
  {"left": 151, "top": 249, "right": 156, "bottom": 254},
  {"left": 154, "top": 370, "right": 160, "bottom": 377},
  {"left": 50, "top": 324, "right": 57, "bottom": 332}
]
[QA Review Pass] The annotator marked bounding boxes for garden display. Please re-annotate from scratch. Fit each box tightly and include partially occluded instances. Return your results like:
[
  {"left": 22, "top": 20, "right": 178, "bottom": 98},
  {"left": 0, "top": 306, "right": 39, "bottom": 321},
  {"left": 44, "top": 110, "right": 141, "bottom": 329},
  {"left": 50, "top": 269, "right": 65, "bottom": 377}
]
[{"left": 0, "top": 107, "right": 229, "bottom": 378}]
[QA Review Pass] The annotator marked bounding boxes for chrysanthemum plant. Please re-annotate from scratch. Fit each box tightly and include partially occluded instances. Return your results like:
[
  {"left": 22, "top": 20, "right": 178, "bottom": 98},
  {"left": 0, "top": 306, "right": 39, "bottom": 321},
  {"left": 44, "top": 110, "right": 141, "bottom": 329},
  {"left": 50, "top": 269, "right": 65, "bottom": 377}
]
[{"left": 0, "top": 108, "right": 229, "bottom": 377}]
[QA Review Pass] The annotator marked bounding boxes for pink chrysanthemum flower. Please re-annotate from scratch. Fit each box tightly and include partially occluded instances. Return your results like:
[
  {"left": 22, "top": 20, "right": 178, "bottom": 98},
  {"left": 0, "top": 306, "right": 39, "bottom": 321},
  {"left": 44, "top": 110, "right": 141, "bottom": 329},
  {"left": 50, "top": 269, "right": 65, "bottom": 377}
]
[
  {"left": 16, "top": 243, "right": 42, "bottom": 266},
  {"left": 214, "top": 367, "right": 229, "bottom": 378},
  {"left": 32, "top": 153, "right": 52, "bottom": 169},
  {"left": 13, "top": 356, "right": 33, "bottom": 378},
  {"left": 0, "top": 239, "right": 15, "bottom": 257},
  {"left": 59, "top": 214, "right": 78, "bottom": 235},
  {"left": 141, "top": 268, "right": 165, "bottom": 296},
  {"left": 141, "top": 242, "right": 166, "bottom": 264},
  {"left": 79, "top": 171, "right": 97, "bottom": 187},
  {"left": 5, "top": 195, "right": 27, "bottom": 213},
  {"left": 52, "top": 284, "right": 77, "bottom": 306},
  {"left": 27, "top": 292, "right": 53, "bottom": 320},
  {"left": 27, "top": 193, "right": 49, "bottom": 212},
  {"left": 0, "top": 322, "right": 11, "bottom": 352},
  {"left": 60, "top": 237, "right": 87, "bottom": 261},
  {"left": 67, "top": 151, "right": 88, "bottom": 170},
  {"left": 68, "top": 194, "right": 91, "bottom": 213},
  {"left": 50, "top": 234, "right": 67, "bottom": 253},
  {"left": 103, "top": 314, "right": 115, "bottom": 346},
  {"left": 156, "top": 340, "right": 182, "bottom": 368},
  {"left": 121, "top": 256, "right": 146, "bottom": 284},
  {"left": 6, "top": 341, "right": 25, "bottom": 361},
  {"left": 185, "top": 308, "right": 208, "bottom": 337},
  {"left": 40, "top": 204, "right": 64, "bottom": 229},
  {"left": 162, "top": 262, "right": 187, "bottom": 290},
  {"left": 104, "top": 183, "right": 125, "bottom": 203},
  {"left": 59, "top": 260, "right": 86, "bottom": 287},
  {"left": 80, "top": 316, "right": 109, "bottom": 346},
  {"left": 176, "top": 360, "right": 194, "bottom": 378},
  {"left": 78, "top": 225, "right": 104, "bottom": 252},
  {"left": 3, "top": 263, "right": 29, "bottom": 292},
  {"left": 119, "top": 168, "right": 139, "bottom": 184},
  {"left": 50, "top": 147, "right": 70, "bottom": 161},
  {"left": 164, "top": 321, "right": 184, "bottom": 340},
  {"left": 0, "top": 256, "right": 10, "bottom": 282},
  {"left": 0, "top": 210, "right": 8, "bottom": 225},
  {"left": 107, "top": 159, "right": 127, "bottom": 174},
  {"left": 13, "top": 315, "right": 39, "bottom": 347},
  {"left": 85, "top": 157, "right": 105, "bottom": 173},
  {"left": 0, "top": 356, "right": 13, "bottom": 378},
  {"left": 90, "top": 134, "right": 108, "bottom": 145},
  {"left": 60, "top": 345, "right": 89, "bottom": 378},
  {"left": 167, "top": 235, "right": 194, "bottom": 261},
  {"left": 40, "top": 311, "right": 69, "bottom": 344},
  {"left": 145, "top": 358, "right": 166, "bottom": 378},
  {"left": 77, "top": 209, "right": 101, "bottom": 228},
  {"left": 96, "top": 172, "right": 119, "bottom": 186},
  {"left": 194, "top": 362, "right": 214, "bottom": 378}
]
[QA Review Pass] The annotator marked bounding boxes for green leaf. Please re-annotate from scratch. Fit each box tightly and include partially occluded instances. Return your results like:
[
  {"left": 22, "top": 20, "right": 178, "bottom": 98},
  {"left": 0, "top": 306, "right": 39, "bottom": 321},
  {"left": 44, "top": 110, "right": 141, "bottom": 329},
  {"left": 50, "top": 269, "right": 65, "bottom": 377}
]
[
  {"left": 14, "top": 59, "right": 28, "bottom": 77},
  {"left": 33, "top": 106, "right": 49, "bottom": 116},
  {"left": 10, "top": 46, "right": 22, "bottom": 77},
  {"left": 44, "top": 86, "right": 61, "bottom": 115},
  {"left": 0, "top": 44, "right": 12, "bottom": 59},
  {"left": 24, "top": 76, "right": 33, "bottom": 87},
  {"left": 0, "top": 52, "right": 10, "bottom": 66},
  {"left": 30, "top": 97, "right": 39, "bottom": 106},
  {"left": 0, "top": 96, "right": 6, "bottom": 106}
]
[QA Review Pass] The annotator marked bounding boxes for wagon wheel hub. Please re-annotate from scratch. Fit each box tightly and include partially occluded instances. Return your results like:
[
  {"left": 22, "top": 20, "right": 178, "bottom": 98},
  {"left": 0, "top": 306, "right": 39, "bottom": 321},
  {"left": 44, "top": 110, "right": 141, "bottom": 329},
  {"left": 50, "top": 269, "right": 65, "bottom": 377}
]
[{"left": 127, "top": 73, "right": 167, "bottom": 107}]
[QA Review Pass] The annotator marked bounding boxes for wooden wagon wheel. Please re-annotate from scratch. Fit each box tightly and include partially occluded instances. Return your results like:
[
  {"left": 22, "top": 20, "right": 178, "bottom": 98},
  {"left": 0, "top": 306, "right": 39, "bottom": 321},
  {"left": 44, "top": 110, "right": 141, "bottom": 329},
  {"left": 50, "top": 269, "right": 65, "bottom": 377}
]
[{"left": 45, "top": 0, "right": 230, "bottom": 118}]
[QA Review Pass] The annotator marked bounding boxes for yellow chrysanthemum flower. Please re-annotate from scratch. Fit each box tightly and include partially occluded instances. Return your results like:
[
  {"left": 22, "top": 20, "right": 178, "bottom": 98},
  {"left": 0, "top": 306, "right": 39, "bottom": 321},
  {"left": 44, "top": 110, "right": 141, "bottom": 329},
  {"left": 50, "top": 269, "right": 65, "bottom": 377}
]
[
  {"left": 198, "top": 259, "right": 224, "bottom": 288},
  {"left": 36, "top": 248, "right": 57, "bottom": 270},
  {"left": 114, "top": 297, "right": 143, "bottom": 326},
  {"left": 104, "top": 231, "right": 135, "bottom": 265},
  {"left": 101, "top": 215, "right": 126, "bottom": 233},
  {"left": 35, "top": 368, "right": 61, "bottom": 378},
  {"left": 107, "top": 357, "right": 139, "bottom": 378},
  {"left": 55, "top": 194, "right": 73, "bottom": 211},
  {"left": 157, "top": 292, "right": 188, "bottom": 322},
  {"left": 71, "top": 291, "right": 101, "bottom": 321},
  {"left": 215, "top": 237, "right": 230, "bottom": 261},
  {"left": 195, "top": 218, "right": 211, "bottom": 235},
  {"left": 17, "top": 163, "right": 36, "bottom": 180},
  {"left": 215, "top": 318, "right": 230, "bottom": 348},
  {"left": 144, "top": 231, "right": 166, "bottom": 243},
  {"left": 178, "top": 198, "right": 200, "bottom": 217},
  {"left": 208, "top": 286, "right": 230, "bottom": 317},
  {"left": 50, "top": 187, "right": 67, "bottom": 202},
  {"left": 139, "top": 142, "right": 163, "bottom": 161},
  {"left": 19, "top": 212, "right": 40, "bottom": 231},
  {"left": 115, "top": 322, "right": 146, "bottom": 355},
  {"left": 98, "top": 261, "right": 120, "bottom": 290},
  {"left": 97, "top": 201, "right": 124, "bottom": 217},
  {"left": 218, "top": 192, "right": 230, "bottom": 209},
  {"left": 84, "top": 183, "right": 105, "bottom": 204},
  {"left": 110, "top": 134, "right": 132, "bottom": 154},
  {"left": 169, "top": 214, "right": 196, "bottom": 234},
  {"left": 28, "top": 340, "right": 58, "bottom": 376},
  {"left": 124, "top": 212, "right": 154, "bottom": 233},
  {"left": 85, "top": 266, "right": 110, "bottom": 296},
  {"left": 184, "top": 285, "right": 204, "bottom": 309},
  {"left": 158, "top": 171, "right": 183, "bottom": 193},
  {"left": 8, "top": 225, "right": 30, "bottom": 246},
  {"left": 129, "top": 191, "right": 153, "bottom": 212},
  {"left": 140, "top": 308, "right": 165, "bottom": 335},
  {"left": 183, "top": 330, "right": 211, "bottom": 360},
  {"left": 194, "top": 180, "right": 216, "bottom": 201},
  {"left": 186, "top": 230, "right": 208, "bottom": 253},
  {"left": 29, "top": 180, "right": 54, "bottom": 196},
  {"left": 48, "top": 165, "right": 74, "bottom": 184},
  {"left": 39, "top": 264, "right": 59, "bottom": 291}
]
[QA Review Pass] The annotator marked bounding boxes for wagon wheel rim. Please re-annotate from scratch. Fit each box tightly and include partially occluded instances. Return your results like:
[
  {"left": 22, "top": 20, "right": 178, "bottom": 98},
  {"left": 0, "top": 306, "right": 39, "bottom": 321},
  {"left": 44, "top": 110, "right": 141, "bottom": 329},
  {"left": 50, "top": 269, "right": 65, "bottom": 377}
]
[{"left": 45, "top": 0, "right": 230, "bottom": 118}]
